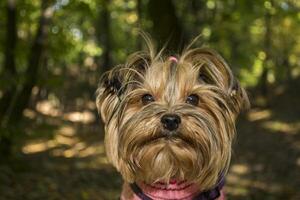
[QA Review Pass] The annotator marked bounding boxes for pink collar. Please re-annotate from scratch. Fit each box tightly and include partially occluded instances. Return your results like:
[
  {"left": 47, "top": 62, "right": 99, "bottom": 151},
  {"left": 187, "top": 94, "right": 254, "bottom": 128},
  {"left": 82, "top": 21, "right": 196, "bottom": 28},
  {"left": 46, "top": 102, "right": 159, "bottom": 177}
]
[
  {"left": 123, "top": 176, "right": 226, "bottom": 200},
  {"left": 138, "top": 181, "right": 199, "bottom": 200},
  {"left": 132, "top": 181, "right": 200, "bottom": 200}
]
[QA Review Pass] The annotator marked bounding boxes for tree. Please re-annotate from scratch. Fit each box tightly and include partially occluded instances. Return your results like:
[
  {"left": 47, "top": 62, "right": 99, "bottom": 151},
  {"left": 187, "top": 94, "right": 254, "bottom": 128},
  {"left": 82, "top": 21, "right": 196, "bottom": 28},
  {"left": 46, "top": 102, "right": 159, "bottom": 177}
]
[
  {"left": 0, "top": 0, "right": 54, "bottom": 154},
  {"left": 259, "top": 0, "right": 273, "bottom": 95},
  {"left": 0, "top": 0, "right": 17, "bottom": 122},
  {"left": 147, "top": 0, "right": 186, "bottom": 53},
  {"left": 95, "top": 0, "right": 112, "bottom": 75}
]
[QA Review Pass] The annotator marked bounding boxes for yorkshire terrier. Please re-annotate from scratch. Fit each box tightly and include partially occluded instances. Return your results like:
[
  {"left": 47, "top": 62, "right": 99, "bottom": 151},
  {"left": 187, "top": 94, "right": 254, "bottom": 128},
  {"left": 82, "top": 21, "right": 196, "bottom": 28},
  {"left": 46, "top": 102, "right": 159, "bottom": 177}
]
[{"left": 96, "top": 39, "right": 249, "bottom": 200}]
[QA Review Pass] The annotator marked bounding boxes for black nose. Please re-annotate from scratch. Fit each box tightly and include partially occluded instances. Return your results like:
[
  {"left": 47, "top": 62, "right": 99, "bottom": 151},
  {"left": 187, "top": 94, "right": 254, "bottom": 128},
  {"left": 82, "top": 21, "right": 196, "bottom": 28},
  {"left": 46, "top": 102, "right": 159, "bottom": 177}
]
[{"left": 161, "top": 114, "right": 181, "bottom": 131}]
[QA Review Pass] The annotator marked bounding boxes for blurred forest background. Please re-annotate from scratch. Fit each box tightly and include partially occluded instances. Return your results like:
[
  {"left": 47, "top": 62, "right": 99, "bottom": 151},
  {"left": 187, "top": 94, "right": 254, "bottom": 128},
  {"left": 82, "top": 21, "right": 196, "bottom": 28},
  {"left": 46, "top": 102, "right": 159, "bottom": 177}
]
[{"left": 0, "top": 0, "right": 300, "bottom": 199}]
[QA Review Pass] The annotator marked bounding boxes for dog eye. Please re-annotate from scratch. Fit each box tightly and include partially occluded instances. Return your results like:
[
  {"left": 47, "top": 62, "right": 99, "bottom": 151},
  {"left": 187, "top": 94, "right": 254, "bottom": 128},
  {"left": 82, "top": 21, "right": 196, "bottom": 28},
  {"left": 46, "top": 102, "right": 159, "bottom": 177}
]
[
  {"left": 141, "top": 94, "right": 155, "bottom": 105},
  {"left": 186, "top": 94, "right": 199, "bottom": 106}
]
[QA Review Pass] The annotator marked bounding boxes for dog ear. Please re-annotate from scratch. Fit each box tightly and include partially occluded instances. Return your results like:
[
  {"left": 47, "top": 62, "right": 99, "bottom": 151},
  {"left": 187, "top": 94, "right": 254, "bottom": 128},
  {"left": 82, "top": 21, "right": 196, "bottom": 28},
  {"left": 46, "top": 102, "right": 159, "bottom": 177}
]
[
  {"left": 96, "top": 53, "right": 152, "bottom": 124},
  {"left": 182, "top": 48, "right": 249, "bottom": 115},
  {"left": 228, "top": 78, "right": 250, "bottom": 115},
  {"left": 183, "top": 48, "right": 233, "bottom": 89},
  {"left": 127, "top": 52, "right": 151, "bottom": 73},
  {"left": 96, "top": 67, "right": 124, "bottom": 124}
]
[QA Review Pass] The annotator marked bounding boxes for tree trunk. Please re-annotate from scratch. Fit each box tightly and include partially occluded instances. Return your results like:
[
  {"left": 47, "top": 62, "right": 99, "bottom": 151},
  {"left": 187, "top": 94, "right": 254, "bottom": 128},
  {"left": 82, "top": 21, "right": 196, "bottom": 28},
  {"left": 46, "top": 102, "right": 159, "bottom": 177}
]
[
  {"left": 191, "top": 0, "right": 205, "bottom": 28},
  {"left": 0, "top": 0, "right": 18, "bottom": 155},
  {"left": 95, "top": 0, "right": 112, "bottom": 75},
  {"left": 2, "top": 1, "right": 54, "bottom": 126},
  {"left": 0, "top": 0, "right": 17, "bottom": 122},
  {"left": 259, "top": 3, "right": 272, "bottom": 95},
  {"left": 3, "top": 0, "right": 17, "bottom": 75},
  {"left": 284, "top": 57, "right": 292, "bottom": 82},
  {"left": 147, "top": 0, "right": 186, "bottom": 53}
]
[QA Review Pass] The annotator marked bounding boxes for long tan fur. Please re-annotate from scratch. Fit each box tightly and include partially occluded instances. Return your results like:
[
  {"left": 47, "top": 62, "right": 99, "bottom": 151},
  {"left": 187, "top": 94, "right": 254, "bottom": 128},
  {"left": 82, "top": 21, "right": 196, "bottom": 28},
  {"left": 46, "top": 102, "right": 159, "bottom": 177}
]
[{"left": 96, "top": 36, "right": 249, "bottom": 191}]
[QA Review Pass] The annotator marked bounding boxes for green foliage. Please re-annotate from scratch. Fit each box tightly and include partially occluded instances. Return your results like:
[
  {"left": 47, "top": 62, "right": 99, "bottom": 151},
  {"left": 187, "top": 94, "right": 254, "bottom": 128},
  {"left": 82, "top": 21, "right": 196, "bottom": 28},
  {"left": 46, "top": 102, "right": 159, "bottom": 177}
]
[
  {"left": 2, "top": 0, "right": 298, "bottom": 89},
  {"left": 177, "top": 0, "right": 300, "bottom": 86}
]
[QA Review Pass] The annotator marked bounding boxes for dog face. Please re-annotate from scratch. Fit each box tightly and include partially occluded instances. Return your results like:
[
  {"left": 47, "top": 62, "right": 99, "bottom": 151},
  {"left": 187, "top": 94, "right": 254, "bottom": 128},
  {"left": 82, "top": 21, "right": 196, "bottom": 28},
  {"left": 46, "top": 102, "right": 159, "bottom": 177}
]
[{"left": 96, "top": 48, "right": 249, "bottom": 190}]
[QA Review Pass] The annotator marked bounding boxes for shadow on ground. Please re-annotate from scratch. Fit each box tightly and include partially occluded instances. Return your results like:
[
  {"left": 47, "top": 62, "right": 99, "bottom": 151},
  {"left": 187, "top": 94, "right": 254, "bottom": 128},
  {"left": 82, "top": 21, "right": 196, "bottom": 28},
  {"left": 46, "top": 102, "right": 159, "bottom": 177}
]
[{"left": 227, "top": 83, "right": 300, "bottom": 200}]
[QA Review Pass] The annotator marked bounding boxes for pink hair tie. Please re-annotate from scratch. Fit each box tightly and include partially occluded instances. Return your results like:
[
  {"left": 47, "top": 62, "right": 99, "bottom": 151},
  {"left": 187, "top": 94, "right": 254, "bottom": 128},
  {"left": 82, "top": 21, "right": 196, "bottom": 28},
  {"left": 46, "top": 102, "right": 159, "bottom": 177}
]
[{"left": 169, "top": 56, "right": 178, "bottom": 63}]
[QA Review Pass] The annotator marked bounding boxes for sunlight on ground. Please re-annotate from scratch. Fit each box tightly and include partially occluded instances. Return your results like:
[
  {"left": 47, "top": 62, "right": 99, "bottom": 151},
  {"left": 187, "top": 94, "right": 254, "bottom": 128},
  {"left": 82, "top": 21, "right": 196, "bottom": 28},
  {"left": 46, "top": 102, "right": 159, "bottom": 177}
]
[
  {"left": 85, "top": 100, "right": 97, "bottom": 110},
  {"left": 22, "top": 125, "right": 108, "bottom": 164},
  {"left": 23, "top": 109, "right": 37, "bottom": 119},
  {"left": 36, "top": 100, "right": 62, "bottom": 117},
  {"left": 247, "top": 109, "right": 272, "bottom": 121},
  {"left": 59, "top": 125, "right": 76, "bottom": 136},
  {"left": 30, "top": 100, "right": 96, "bottom": 124},
  {"left": 230, "top": 164, "right": 249, "bottom": 175},
  {"left": 262, "top": 121, "right": 300, "bottom": 134},
  {"left": 247, "top": 108, "right": 300, "bottom": 135},
  {"left": 22, "top": 98, "right": 110, "bottom": 171},
  {"left": 227, "top": 176, "right": 282, "bottom": 197},
  {"left": 63, "top": 111, "right": 95, "bottom": 124},
  {"left": 227, "top": 164, "right": 251, "bottom": 196},
  {"left": 227, "top": 163, "right": 282, "bottom": 197},
  {"left": 296, "top": 157, "right": 300, "bottom": 167},
  {"left": 22, "top": 140, "right": 57, "bottom": 154}
]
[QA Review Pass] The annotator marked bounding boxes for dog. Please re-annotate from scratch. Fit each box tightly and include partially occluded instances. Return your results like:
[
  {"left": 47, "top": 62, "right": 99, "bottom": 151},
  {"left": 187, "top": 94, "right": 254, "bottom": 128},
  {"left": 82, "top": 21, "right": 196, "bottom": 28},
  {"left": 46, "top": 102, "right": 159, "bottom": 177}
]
[{"left": 96, "top": 39, "right": 249, "bottom": 200}]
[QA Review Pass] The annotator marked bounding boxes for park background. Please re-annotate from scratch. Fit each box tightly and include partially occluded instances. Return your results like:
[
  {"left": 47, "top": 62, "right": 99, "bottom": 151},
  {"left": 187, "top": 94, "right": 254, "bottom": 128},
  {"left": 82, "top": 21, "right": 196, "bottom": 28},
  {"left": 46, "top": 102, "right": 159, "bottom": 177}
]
[{"left": 0, "top": 0, "right": 300, "bottom": 199}]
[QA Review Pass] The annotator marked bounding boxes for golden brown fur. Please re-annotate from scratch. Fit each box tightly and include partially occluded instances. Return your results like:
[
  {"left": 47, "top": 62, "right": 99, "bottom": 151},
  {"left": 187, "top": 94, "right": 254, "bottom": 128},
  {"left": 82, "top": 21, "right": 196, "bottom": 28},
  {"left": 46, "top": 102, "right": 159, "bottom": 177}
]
[{"left": 96, "top": 38, "right": 249, "bottom": 192}]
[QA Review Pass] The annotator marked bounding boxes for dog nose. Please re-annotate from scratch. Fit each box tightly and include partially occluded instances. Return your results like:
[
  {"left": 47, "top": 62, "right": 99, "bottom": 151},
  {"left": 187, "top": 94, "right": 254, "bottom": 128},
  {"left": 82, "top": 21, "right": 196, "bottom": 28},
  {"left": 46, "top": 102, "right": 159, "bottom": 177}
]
[{"left": 161, "top": 114, "right": 181, "bottom": 131}]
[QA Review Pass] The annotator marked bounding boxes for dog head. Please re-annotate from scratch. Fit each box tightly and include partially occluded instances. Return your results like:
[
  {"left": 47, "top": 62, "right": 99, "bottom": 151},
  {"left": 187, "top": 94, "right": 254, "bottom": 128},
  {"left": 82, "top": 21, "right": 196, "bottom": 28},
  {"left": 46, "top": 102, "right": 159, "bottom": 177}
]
[{"left": 96, "top": 47, "right": 249, "bottom": 190}]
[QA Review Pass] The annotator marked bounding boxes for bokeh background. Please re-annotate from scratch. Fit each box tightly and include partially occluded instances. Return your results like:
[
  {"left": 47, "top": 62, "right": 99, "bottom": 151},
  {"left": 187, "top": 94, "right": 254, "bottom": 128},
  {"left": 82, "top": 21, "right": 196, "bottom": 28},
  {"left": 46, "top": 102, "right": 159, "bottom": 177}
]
[{"left": 0, "top": 0, "right": 300, "bottom": 199}]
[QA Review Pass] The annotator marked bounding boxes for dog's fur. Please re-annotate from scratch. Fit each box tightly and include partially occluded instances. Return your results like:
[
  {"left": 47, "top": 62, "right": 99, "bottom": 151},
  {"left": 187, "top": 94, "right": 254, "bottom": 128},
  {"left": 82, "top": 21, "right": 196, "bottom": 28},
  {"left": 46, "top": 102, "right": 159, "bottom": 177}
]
[{"left": 96, "top": 38, "right": 249, "bottom": 198}]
